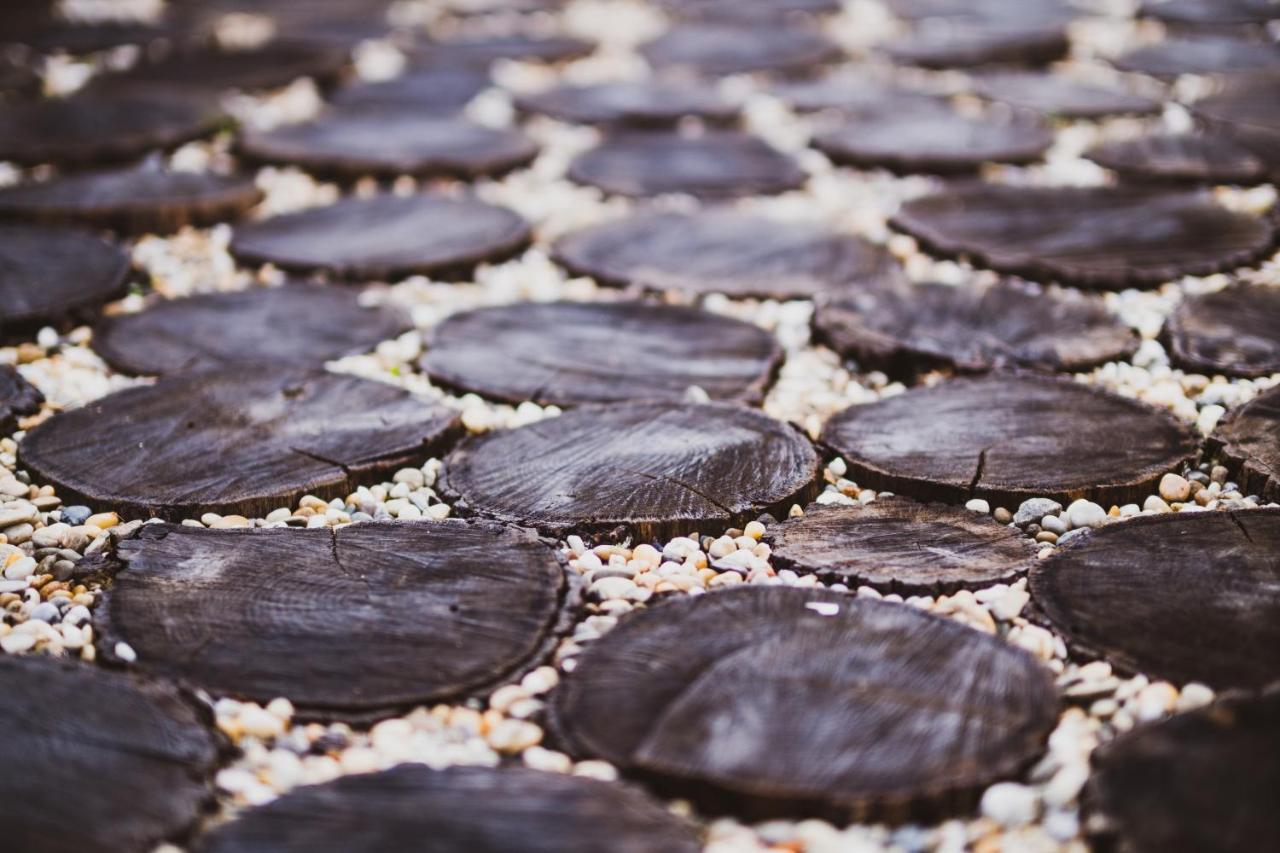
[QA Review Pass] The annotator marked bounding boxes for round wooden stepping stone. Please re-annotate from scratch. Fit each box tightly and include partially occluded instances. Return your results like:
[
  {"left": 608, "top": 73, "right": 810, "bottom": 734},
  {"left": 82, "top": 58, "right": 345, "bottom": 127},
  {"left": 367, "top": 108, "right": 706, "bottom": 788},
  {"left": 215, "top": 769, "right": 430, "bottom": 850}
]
[
  {"left": 821, "top": 373, "right": 1200, "bottom": 508},
  {"left": 1084, "top": 688, "right": 1280, "bottom": 853},
  {"left": 20, "top": 368, "right": 463, "bottom": 520},
  {"left": 414, "top": 34, "right": 594, "bottom": 68},
  {"left": 658, "top": 0, "right": 840, "bottom": 21},
  {"left": 567, "top": 131, "right": 805, "bottom": 198},
  {"left": 812, "top": 280, "right": 1138, "bottom": 377},
  {"left": 514, "top": 81, "right": 738, "bottom": 127},
  {"left": 1084, "top": 133, "right": 1268, "bottom": 184},
  {"left": 0, "top": 224, "right": 131, "bottom": 339},
  {"left": 0, "top": 655, "right": 221, "bottom": 853},
  {"left": 1162, "top": 283, "right": 1280, "bottom": 378},
  {"left": 884, "top": 23, "right": 1070, "bottom": 69},
  {"left": 14, "top": 21, "right": 175, "bottom": 55},
  {"left": 771, "top": 75, "right": 946, "bottom": 113},
  {"left": 0, "top": 164, "right": 262, "bottom": 234},
  {"left": 1113, "top": 36, "right": 1280, "bottom": 78},
  {"left": 0, "top": 58, "right": 40, "bottom": 98},
  {"left": 891, "top": 184, "right": 1278, "bottom": 291},
  {"left": 237, "top": 110, "right": 538, "bottom": 181},
  {"left": 420, "top": 301, "right": 781, "bottom": 407},
  {"left": 765, "top": 498, "right": 1038, "bottom": 593},
  {"left": 548, "top": 585, "right": 1058, "bottom": 821},
  {"left": 1030, "top": 509, "right": 1280, "bottom": 690},
  {"left": 885, "top": 0, "right": 1077, "bottom": 23},
  {"left": 330, "top": 67, "right": 490, "bottom": 113},
  {"left": 92, "top": 284, "right": 410, "bottom": 377},
  {"left": 1140, "top": 0, "right": 1277, "bottom": 28},
  {"left": 552, "top": 210, "right": 904, "bottom": 300},
  {"left": 971, "top": 72, "right": 1162, "bottom": 119},
  {"left": 95, "top": 519, "right": 568, "bottom": 718},
  {"left": 230, "top": 194, "right": 531, "bottom": 281},
  {"left": 442, "top": 402, "right": 820, "bottom": 540},
  {"left": 1192, "top": 79, "right": 1280, "bottom": 181},
  {"left": 193, "top": 764, "right": 702, "bottom": 853},
  {"left": 91, "top": 42, "right": 351, "bottom": 96},
  {"left": 639, "top": 24, "right": 842, "bottom": 77},
  {"left": 0, "top": 365, "right": 42, "bottom": 435},
  {"left": 1208, "top": 384, "right": 1280, "bottom": 502}
]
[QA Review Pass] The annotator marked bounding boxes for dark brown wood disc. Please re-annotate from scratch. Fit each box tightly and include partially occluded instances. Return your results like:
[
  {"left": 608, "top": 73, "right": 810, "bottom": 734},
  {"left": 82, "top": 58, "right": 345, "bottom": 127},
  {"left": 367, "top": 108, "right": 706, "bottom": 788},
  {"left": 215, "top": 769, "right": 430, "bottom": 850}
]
[
  {"left": 639, "top": 24, "right": 842, "bottom": 77},
  {"left": 1140, "top": 0, "right": 1278, "bottom": 28},
  {"left": 812, "top": 280, "right": 1138, "bottom": 377},
  {"left": 194, "top": 764, "right": 702, "bottom": 853},
  {"left": 548, "top": 585, "right": 1058, "bottom": 821},
  {"left": 885, "top": 0, "right": 1077, "bottom": 23},
  {"left": 420, "top": 301, "right": 782, "bottom": 407},
  {"left": 514, "top": 81, "right": 738, "bottom": 127},
  {"left": 91, "top": 284, "right": 411, "bottom": 377},
  {"left": 413, "top": 34, "right": 595, "bottom": 68},
  {"left": 19, "top": 368, "right": 463, "bottom": 520},
  {"left": 0, "top": 365, "right": 42, "bottom": 435},
  {"left": 1192, "top": 77, "right": 1280, "bottom": 181},
  {"left": 883, "top": 22, "right": 1069, "bottom": 69},
  {"left": 0, "top": 655, "right": 222, "bottom": 853},
  {"left": 971, "top": 72, "right": 1162, "bottom": 119},
  {"left": 230, "top": 194, "right": 531, "bottom": 281},
  {"left": 1162, "top": 283, "right": 1280, "bottom": 378},
  {"left": 442, "top": 402, "right": 820, "bottom": 541},
  {"left": 1207, "top": 384, "right": 1280, "bottom": 501},
  {"left": 1084, "top": 133, "right": 1269, "bottom": 184},
  {"left": 771, "top": 75, "right": 947, "bottom": 113},
  {"left": 658, "top": 0, "right": 840, "bottom": 23},
  {"left": 90, "top": 42, "right": 351, "bottom": 96},
  {"left": 330, "top": 67, "right": 491, "bottom": 113},
  {"left": 891, "top": 184, "right": 1278, "bottom": 290},
  {"left": 0, "top": 58, "right": 40, "bottom": 98},
  {"left": 1113, "top": 36, "right": 1280, "bottom": 78},
  {"left": 1030, "top": 509, "right": 1280, "bottom": 690},
  {"left": 94, "top": 519, "right": 569, "bottom": 718},
  {"left": 1084, "top": 687, "right": 1280, "bottom": 853},
  {"left": 766, "top": 497, "right": 1038, "bottom": 593},
  {"left": 821, "top": 373, "right": 1200, "bottom": 507}
]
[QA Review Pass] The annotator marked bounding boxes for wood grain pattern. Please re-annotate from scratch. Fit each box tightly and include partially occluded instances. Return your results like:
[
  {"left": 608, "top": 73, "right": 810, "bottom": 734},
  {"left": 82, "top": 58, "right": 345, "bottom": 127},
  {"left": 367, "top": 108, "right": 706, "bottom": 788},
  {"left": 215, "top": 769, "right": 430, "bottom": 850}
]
[
  {"left": 1084, "top": 133, "right": 1268, "bottom": 184},
  {"left": 515, "top": 81, "right": 737, "bottom": 127},
  {"left": 971, "top": 72, "right": 1160, "bottom": 119},
  {"left": 0, "top": 365, "right": 42, "bottom": 434},
  {"left": 1207, "top": 384, "right": 1280, "bottom": 501},
  {"left": 639, "top": 23, "right": 842, "bottom": 76},
  {"left": 1162, "top": 283, "right": 1280, "bottom": 378}
]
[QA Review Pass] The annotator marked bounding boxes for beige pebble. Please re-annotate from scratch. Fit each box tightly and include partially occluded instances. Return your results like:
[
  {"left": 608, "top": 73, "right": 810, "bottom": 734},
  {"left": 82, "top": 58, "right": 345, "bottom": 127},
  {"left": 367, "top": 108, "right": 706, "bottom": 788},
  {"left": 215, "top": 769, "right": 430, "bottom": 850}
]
[
  {"left": 85, "top": 512, "right": 119, "bottom": 530},
  {"left": 1158, "top": 473, "right": 1191, "bottom": 503}
]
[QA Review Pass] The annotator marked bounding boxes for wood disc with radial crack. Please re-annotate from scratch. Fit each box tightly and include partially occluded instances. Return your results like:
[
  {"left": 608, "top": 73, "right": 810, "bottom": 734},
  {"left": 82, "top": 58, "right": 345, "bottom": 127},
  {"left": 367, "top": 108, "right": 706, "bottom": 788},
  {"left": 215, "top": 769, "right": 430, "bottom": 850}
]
[
  {"left": 193, "top": 764, "right": 702, "bottom": 853},
  {"left": 441, "top": 402, "right": 820, "bottom": 541},
  {"left": 548, "top": 585, "right": 1058, "bottom": 822},
  {"left": 883, "top": 23, "right": 1069, "bottom": 69},
  {"left": 330, "top": 67, "right": 491, "bottom": 113},
  {"left": 91, "top": 284, "right": 411, "bottom": 377},
  {"left": 0, "top": 655, "right": 222, "bottom": 853},
  {"left": 821, "top": 373, "right": 1200, "bottom": 508},
  {"left": 971, "top": 72, "right": 1162, "bottom": 119},
  {"left": 90, "top": 42, "right": 351, "bottom": 96},
  {"left": 419, "top": 301, "right": 782, "bottom": 407},
  {"left": 230, "top": 194, "right": 531, "bottom": 281},
  {"left": 1084, "top": 133, "right": 1268, "bottom": 184},
  {"left": 94, "top": 520, "right": 570, "bottom": 720},
  {"left": 514, "top": 81, "right": 738, "bottom": 127},
  {"left": 0, "top": 365, "right": 42, "bottom": 434},
  {"left": 1112, "top": 36, "right": 1280, "bottom": 78},
  {"left": 1207, "top": 383, "right": 1280, "bottom": 501},
  {"left": 1162, "top": 283, "right": 1280, "bottom": 378},
  {"left": 891, "top": 184, "right": 1277, "bottom": 290},
  {"left": 19, "top": 368, "right": 463, "bottom": 520},
  {"left": 640, "top": 24, "right": 842, "bottom": 77}
]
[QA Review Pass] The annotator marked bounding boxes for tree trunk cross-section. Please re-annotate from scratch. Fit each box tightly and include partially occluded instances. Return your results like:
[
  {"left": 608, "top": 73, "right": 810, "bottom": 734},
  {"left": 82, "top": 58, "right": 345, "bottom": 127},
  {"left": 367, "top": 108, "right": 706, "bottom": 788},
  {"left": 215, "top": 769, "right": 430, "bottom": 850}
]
[
  {"left": 413, "top": 34, "right": 595, "bottom": 68},
  {"left": 330, "top": 68, "right": 491, "bottom": 114},
  {"left": 1162, "top": 283, "right": 1280, "bottom": 378},
  {"left": 657, "top": 0, "right": 840, "bottom": 24},
  {"left": 0, "top": 365, "right": 43, "bottom": 435},
  {"left": 514, "top": 81, "right": 738, "bottom": 128},
  {"left": 1207, "top": 384, "right": 1280, "bottom": 502},
  {"left": 547, "top": 586, "right": 1058, "bottom": 822},
  {"left": 970, "top": 72, "right": 1161, "bottom": 120},
  {"left": 1112, "top": 36, "right": 1280, "bottom": 78},
  {"left": 1192, "top": 76, "right": 1280, "bottom": 182},
  {"left": 639, "top": 24, "right": 842, "bottom": 76},
  {"left": 883, "top": 23, "right": 1069, "bottom": 69},
  {"left": 90, "top": 43, "right": 351, "bottom": 97},
  {"left": 1083, "top": 133, "right": 1268, "bottom": 185}
]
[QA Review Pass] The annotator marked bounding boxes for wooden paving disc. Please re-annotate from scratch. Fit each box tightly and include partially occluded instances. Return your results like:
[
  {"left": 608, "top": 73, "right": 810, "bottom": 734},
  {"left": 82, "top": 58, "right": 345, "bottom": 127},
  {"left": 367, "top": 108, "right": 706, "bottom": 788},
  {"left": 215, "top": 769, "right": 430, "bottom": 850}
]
[
  {"left": 1207, "top": 384, "right": 1280, "bottom": 501},
  {"left": 1192, "top": 78, "right": 1280, "bottom": 181},
  {"left": 1162, "top": 283, "right": 1280, "bottom": 378},
  {"left": 1084, "top": 133, "right": 1268, "bottom": 184},
  {"left": 13, "top": 21, "right": 176, "bottom": 55},
  {"left": 0, "top": 58, "right": 40, "bottom": 98},
  {"left": 548, "top": 586, "right": 1058, "bottom": 821},
  {"left": 95, "top": 519, "right": 569, "bottom": 718},
  {"left": 91, "top": 42, "right": 351, "bottom": 96},
  {"left": 771, "top": 75, "right": 946, "bottom": 113},
  {"left": 20, "top": 368, "right": 463, "bottom": 520},
  {"left": 230, "top": 194, "right": 531, "bottom": 281},
  {"left": 1140, "top": 0, "right": 1278, "bottom": 28},
  {"left": 237, "top": 110, "right": 538, "bottom": 181},
  {"left": 884, "top": 23, "right": 1070, "bottom": 69},
  {"left": 1113, "top": 36, "right": 1280, "bottom": 78},
  {"left": 514, "top": 81, "right": 738, "bottom": 127},
  {"left": 821, "top": 373, "right": 1200, "bottom": 508},
  {"left": 442, "top": 402, "right": 820, "bottom": 541},
  {"left": 553, "top": 210, "right": 904, "bottom": 299},
  {"left": 92, "top": 284, "right": 410, "bottom": 377},
  {"left": 330, "top": 67, "right": 491, "bottom": 113},
  {"left": 639, "top": 24, "right": 842, "bottom": 77},
  {"left": 0, "top": 224, "right": 131, "bottom": 339},
  {"left": 194, "top": 764, "right": 702, "bottom": 853},
  {"left": 1030, "top": 509, "right": 1280, "bottom": 690},
  {"left": 971, "top": 72, "right": 1162, "bottom": 119},
  {"left": 0, "top": 365, "right": 42, "bottom": 435},
  {"left": 659, "top": 0, "right": 839, "bottom": 22},
  {"left": 1084, "top": 687, "right": 1280, "bottom": 853},
  {"left": 765, "top": 498, "right": 1038, "bottom": 594},
  {"left": 413, "top": 34, "right": 595, "bottom": 68},
  {"left": 0, "top": 655, "right": 221, "bottom": 853},
  {"left": 812, "top": 280, "right": 1138, "bottom": 377},
  {"left": 884, "top": 0, "right": 1077, "bottom": 23},
  {"left": 891, "top": 184, "right": 1278, "bottom": 290}
]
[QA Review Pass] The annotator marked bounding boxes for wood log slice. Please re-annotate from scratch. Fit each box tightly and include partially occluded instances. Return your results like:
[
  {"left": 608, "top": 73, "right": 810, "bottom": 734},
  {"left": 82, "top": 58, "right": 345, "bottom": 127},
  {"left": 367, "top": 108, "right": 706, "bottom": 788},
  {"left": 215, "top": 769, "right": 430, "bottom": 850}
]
[
  {"left": 1162, "top": 283, "right": 1280, "bottom": 378},
  {"left": 413, "top": 34, "right": 594, "bottom": 68},
  {"left": 1112, "top": 36, "right": 1280, "bottom": 78},
  {"left": 883, "top": 23, "right": 1069, "bottom": 69},
  {"left": 657, "top": 0, "right": 840, "bottom": 23},
  {"left": 1084, "top": 133, "right": 1268, "bottom": 184},
  {"left": 1207, "top": 384, "right": 1280, "bottom": 501},
  {"left": 971, "top": 72, "right": 1161, "bottom": 119},
  {"left": 771, "top": 75, "right": 947, "bottom": 113},
  {"left": 639, "top": 24, "right": 842, "bottom": 77},
  {"left": 1140, "top": 0, "right": 1278, "bottom": 28},
  {"left": 90, "top": 42, "right": 351, "bottom": 96},
  {"left": 330, "top": 67, "right": 491, "bottom": 113},
  {"left": 514, "top": 81, "right": 738, "bottom": 127},
  {"left": 0, "top": 365, "right": 43, "bottom": 434}
]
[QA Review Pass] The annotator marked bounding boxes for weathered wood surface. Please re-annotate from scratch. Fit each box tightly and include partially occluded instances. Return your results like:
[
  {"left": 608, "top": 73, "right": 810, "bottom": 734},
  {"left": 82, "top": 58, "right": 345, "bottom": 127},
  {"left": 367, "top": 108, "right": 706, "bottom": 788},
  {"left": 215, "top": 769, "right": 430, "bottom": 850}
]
[
  {"left": 1207, "top": 384, "right": 1280, "bottom": 502},
  {"left": 639, "top": 23, "right": 841, "bottom": 76},
  {"left": 1162, "top": 283, "right": 1280, "bottom": 378}
]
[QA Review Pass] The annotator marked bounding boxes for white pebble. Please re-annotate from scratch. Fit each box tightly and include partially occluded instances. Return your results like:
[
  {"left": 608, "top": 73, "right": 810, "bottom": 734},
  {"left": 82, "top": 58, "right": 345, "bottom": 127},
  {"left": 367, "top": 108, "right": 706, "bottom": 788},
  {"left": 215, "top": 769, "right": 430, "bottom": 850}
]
[
  {"left": 1065, "top": 499, "right": 1108, "bottom": 530},
  {"left": 980, "top": 782, "right": 1039, "bottom": 827},
  {"left": 964, "top": 498, "right": 990, "bottom": 514}
]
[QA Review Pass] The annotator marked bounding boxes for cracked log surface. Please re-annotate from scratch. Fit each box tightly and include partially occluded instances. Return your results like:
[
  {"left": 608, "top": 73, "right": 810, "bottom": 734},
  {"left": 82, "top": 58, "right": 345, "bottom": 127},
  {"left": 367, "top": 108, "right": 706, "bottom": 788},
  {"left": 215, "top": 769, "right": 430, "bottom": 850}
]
[{"left": 1207, "top": 383, "right": 1280, "bottom": 502}]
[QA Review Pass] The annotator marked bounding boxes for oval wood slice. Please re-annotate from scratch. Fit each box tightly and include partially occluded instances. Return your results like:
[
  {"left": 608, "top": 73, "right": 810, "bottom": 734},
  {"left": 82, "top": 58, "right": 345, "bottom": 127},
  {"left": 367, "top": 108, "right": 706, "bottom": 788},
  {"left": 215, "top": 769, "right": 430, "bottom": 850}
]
[
  {"left": 15, "top": 21, "right": 174, "bottom": 54},
  {"left": 420, "top": 301, "right": 782, "bottom": 407},
  {"left": 884, "top": 23, "right": 1069, "bottom": 69},
  {"left": 1030, "top": 509, "right": 1280, "bottom": 690},
  {"left": 414, "top": 34, "right": 595, "bottom": 68},
  {"left": 514, "top": 81, "right": 738, "bottom": 127},
  {"left": 230, "top": 194, "right": 531, "bottom": 281},
  {"left": 0, "top": 59, "right": 40, "bottom": 98},
  {"left": 19, "top": 368, "right": 463, "bottom": 520},
  {"left": 1207, "top": 384, "right": 1280, "bottom": 501},
  {"left": 1141, "top": 0, "right": 1278, "bottom": 27},
  {"left": 548, "top": 585, "right": 1058, "bottom": 821},
  {"left": 1113, "top": 36, "right": 1280, "bottom": 78},
  {"left": 639, "top": 24, "right": 842, "bottom": 77},
  {"left": 657, "top": 0, "right": 840, "bottom": 23},
  {"left": 1162, "top": 283, "right": 1280, "bottom": 378},
  {"left": 330, "top": 67, "right": 491, "bottom": 113},
  {"left": 771, "top": 75, "right": 947, "bottom": 113},
  {"left": 821, "top": 373, "right": 1200, "bottom": 508},
  {"left": 1084, "top": 687, "right": 1280, "bottom": 853},
  {"left": 812, "top": 280, "right": 1138, "bottom": 377},
  {"left": 971, "top": 72, "right": 1162, "bottom": 119},
  {"left": 0, "top": 365, "right": 43, "bottom": 434},
  {"left": 891, "top": 184, "right": 1278, "bottom": 290},
  {"left": 885, "top": 0, "right": 1077, "bottom": 23},
  {"left": 194, "top": 764, "right": 702, "bottom": 853},
  {"left": 0, "top": 655, "right": 221, "bottom": 853},
  {"left": 1192, "top": 78, "right": 1280, "bottom": 181},
  {"left": 1084, "top": 133, "right": 1268, "bottom": 184},
  {"left": 91, "top": 42, "right": 351, "bottom": 96},
  {"left": 442, "top": 402, "right": 820, "bottom": 540}
]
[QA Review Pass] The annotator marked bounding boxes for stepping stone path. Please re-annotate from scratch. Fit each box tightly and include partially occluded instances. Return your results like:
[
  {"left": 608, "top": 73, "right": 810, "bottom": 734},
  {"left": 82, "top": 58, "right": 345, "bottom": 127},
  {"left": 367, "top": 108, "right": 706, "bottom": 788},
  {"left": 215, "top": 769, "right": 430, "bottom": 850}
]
[
  {"left": 442, "top": 402, "right": 820, "bottom": 540},
  {"left": 971, "top": 72, "right": 1161, "bottom": 119},
  {"left": 91, "top": 42, "right": 351, "bottom": 95},
  {"left": 330, "top": 67, "right": 491, "bottom": 113},
  {"left": 20, "top": 369, "right": 462, "bottom": 520},
  {"left": 821, "top": 373, "right": 1200, "bottom": 507},
  {"left": 0, "top": 365, "right": 42, "bottom": 435},
  {"left": 514, "top": 81, "right": 737, "bottom": 127},
  {"left": 415, "top": 34, "right": 595, "bottom": 68},
  {"left": 883, "top": 23, "right": 1069, "bottom": 69},
  {"left": 1083, "top": 134, "right": 1268, "bottom": 184},
  {"left": 0, "top": 656, "right": 221, "bottom": 853},
  {"left": 419, "top": 301, "right": 782, "bottom": 406},
  {"left": 91, "top": 284, "right": 411, "bottom": 377},
  {"left": 640, "top": 24, "right": 841, "bottom": 76},
  {"left": 0, "top": 224, "right": 130, "bottom": 340},
  {"left": 1162, "top": 283, "right": 1280, "bottom": 378},
  {"left": 549, "top": 586, "right": 1058, "bottom": 820},
  {"left": 1030, "top": 509, "right": 1280, "bottom": 690},
  {"left": 891, "top": 184, "right": 1277, "bottom": 290},
  {"left": 231, "top": 194, "right": 530, "bottom": 281},
  {"left": 1112, "top": 36, "right": 1280, "bottom": 77},
  {"left": 1208, "top": 384, "right": 1280, "bottom": 502},
  {"left": 194, "top": 764, "right": 702, "bottom": 853},
  {"left": 94, "top": 520, "right": 569, "bottom": 719}
]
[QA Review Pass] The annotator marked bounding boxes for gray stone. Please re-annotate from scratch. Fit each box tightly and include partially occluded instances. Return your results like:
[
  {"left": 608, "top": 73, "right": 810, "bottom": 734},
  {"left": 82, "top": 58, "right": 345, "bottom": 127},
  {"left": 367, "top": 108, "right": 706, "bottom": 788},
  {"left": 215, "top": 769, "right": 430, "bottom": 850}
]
[{"left": 1014, "top": 498, "right": 1063, "bottom": 527}]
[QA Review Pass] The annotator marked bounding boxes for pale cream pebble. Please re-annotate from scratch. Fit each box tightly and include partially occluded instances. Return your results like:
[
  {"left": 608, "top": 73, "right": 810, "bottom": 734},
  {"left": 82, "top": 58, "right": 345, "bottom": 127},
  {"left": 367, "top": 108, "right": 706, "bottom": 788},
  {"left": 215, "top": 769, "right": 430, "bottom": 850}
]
[
  {"left": 486, "top": 719, "right": 543, "bottom": 753},
  {"left": 522, "top": 746, "right": 573, "bottom": 774},
  {"left": 488, "top": 684, "right": 530, "bottom": 713},
  {"left": 370, "top": 718, "right": 414, "bottom": 752},
  {"left": 339, "top": 747, "right": 381, "bottom": 775},
  {"left": 571, "top": 760, "right": 618, "bottom": 781},
  {"left": 1135, "top": 681, "right": 1179, "bottom": 722},
  {"left": 265, "top": 697, "right": 295, "bottom": 721},
  {"left": 1176, "top": 682, "right": 1215, "bottom": 712},
  {"left": 241, "top": 704, "right": 286, "bottom": 740}
]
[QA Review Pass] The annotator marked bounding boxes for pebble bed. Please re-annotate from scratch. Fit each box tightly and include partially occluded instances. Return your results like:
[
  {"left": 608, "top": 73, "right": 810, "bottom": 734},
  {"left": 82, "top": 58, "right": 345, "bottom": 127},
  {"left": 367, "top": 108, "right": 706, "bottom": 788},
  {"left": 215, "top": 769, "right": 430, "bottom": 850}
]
[{"left": 3, "top": 0, "right": 1279, "bottom": 851}]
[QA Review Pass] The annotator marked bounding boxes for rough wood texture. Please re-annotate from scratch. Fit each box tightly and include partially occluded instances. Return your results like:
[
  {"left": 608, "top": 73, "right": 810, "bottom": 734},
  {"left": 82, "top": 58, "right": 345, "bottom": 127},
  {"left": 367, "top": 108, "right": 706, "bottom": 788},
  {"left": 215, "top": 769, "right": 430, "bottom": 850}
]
[
  {"left": 514, "top": 81, "right": 738, "bottom": 127},
  {"left": 884, "top": 23, "right": 1069, "bottom": 69},
  {"left": 1113, "top": 36, "right": 1280, "bottom": 77},
  {"left": 1207, "top": 384, "right": 1280, "bottom": 502},
  {"left": 1162, "top": 283, "right": 1280, "bottom": 378},
  {"left": 1192, "top": 76, "right": 1280, "bottom": 181},
  {"left": 765, "top": 498, "right": 1038, "bottom": 593},
  {"left": 330, "top": 67, "right": 490, "bottom": 113},
  {"left": 891, "top": 184, "right": 1278, "bottom": 290},
  {"left": 548, "top": 586, "right": 1058, "bottom": 822},
  {"left": 20, "top": 368, "right": 463, "bottom": 520},
  {"left": 971, "top": 72, "right": 1161, "bottom": 119},
  {"left": 1084, "top": 133, "right": 1268, "bottom": 184},
  {"left": 91, "top": 42, "right": 351, "bottom": 95},
  {"left": 231, "top": 194, "right": 531, "bottom": 281},
  {"left": 442, "top": 402, "right": 820, "bottom": 541},
  {"left": 639, "top": 23, "right": 842, "bottom": 76},
  {"left": 420, "top": 301, "right": 782, "bottom": 407},
  {"left": 91, "top": 284, "right": 411, "bottom": 377},
  {"left": 0, "top": 365, "right": 43, "bottom": 434},
  {"left": 194, "top": 764, "right": 702, "bottom": 853},
  {"left": 0, "top": 655, "right": 222, "bottom": 853},
  {"left": 413, "top": 34, "right": 594, "bottom": 67},
  {"left": 821, "top": 373, "right": 1200, "bottom": 508}
]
